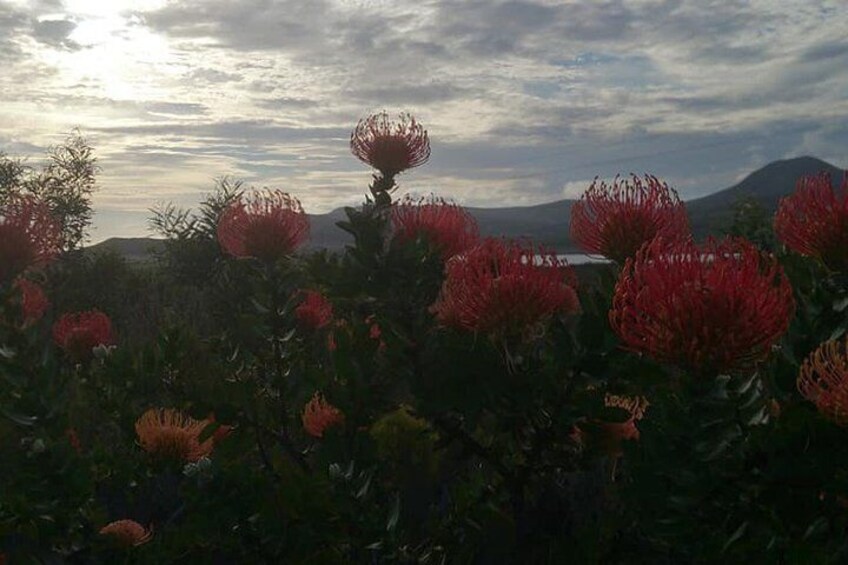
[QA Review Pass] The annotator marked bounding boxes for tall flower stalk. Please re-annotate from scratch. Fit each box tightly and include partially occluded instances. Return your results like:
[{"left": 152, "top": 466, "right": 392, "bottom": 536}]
[{"left": 350, "top": 111, "right": 430, "bottom": 208}]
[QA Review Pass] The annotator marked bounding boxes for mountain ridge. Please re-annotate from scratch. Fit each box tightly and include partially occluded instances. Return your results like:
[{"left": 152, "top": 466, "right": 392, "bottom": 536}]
[{"left": 89, "top": 155, "right": 843, "bottom": 259}]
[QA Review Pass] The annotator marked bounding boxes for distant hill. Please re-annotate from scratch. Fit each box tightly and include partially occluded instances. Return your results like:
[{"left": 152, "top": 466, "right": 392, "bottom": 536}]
[
  {"left": 86, "top": 237, "right": 165, "bottom": 262},
  {"left": 686, "top": 156, "right": 843, "bottom": 240},
  {"left": 87, "top": 156, "right": 843, "bottom": 259}
]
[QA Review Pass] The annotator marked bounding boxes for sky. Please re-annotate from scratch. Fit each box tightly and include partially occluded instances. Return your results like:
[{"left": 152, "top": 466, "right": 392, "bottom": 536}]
[{"left": 0, "top": 0, "right": 846, "bottom": 243}]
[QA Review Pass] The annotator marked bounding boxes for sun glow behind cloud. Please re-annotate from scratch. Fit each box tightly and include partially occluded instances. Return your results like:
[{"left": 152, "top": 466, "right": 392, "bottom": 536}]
[{"left": 60, "top": 21, "right": 175, "bottom": 102}]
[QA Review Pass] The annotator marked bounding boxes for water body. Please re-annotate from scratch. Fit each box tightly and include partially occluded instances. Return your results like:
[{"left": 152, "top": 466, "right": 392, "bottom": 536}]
[{"left": 557, "top": 254, "right": 610, "bottom": 265}]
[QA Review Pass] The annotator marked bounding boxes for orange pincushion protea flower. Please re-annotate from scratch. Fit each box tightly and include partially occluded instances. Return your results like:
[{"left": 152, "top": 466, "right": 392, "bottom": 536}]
[
  {"left": 574, "top": 394, "right": 649, "bottom": 457},
  {"left": 350, "top": 112, "right": 430, "bottom": 178},
  {"left": 302, "top": 393, "right": 344, "bottom": 438},
  {"left": 135, "top": 408, "right": 215, "bottom": 462},
  {"left": 217, "top": 189, "right": 309, "bottom": 262},
  {"left": 775, "top": 171, "right": 848, "bottom": 271},
  {"left": 294, "top": 290, "right": 334, "bottom": 330},
  {"left": 604, "top": 393, "right": 650, "bottom": 420},
  {"left": 391, "top": 194, "right": 479, "bottom": 259},
  {"left": 0, "top": 195, "right": 63, "bottom": 282},
  {"left": 99, "top": 519, "right": 152, "bottom": 546},
  {"left": 570, "top": 174, "right": 689, "bottom": 263},
  {"left": 52, "top": 310, "right": 114, "bottom": 362},
  {"left": 798, "top": 336, "right": 848, "bottom": 426},
  {"left": 610, "top": 237, "right": 795, "bottom": 376},
  {"left": 431, "top": 238, "right": 580, "bottom": 340}
]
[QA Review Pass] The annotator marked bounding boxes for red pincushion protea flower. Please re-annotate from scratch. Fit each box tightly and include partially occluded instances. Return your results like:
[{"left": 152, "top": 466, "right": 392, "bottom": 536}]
[
  {"left": 350, "top": 112, "right": 430, "bottom": 178},
  {"left": 14, "top": 278, "right": 48, "bottom": 326},
  {"left": 431, "top": 238, "right": 580, "bottom": 339},
  {"left": 775, "top": 171, "right": 848, "bottom": 271},
  {"left": 52, "top": 310, "right": 114, "bottom": 362},
  {"left": 797, "top": 336, "right": 848, "bottom": 426},
  {"left": 570, "top": 175, "right": 689, "bottom": 263},
  {"left": 99, "top": 519, "right": 153, "bottom": 547},
  {"left": 610, "top": 237, "right": 795, "bottom": 376},
  {"left": 302, "top": 392, "right": 344, "bottom": 438},
  {"left": 391, "top": 194, "right": 479, "bottom": 259},
  {"left": 0, "top": 195, "right": 63, "bottom": 282},
  {"left": 217, "top": 189, "right": 309, "bottom": 262},
  {"left": 294, "top": 290, "right": 333, "bottom": 330},
  {"left": 135, "top": 408, "right": 215, "bottom": 462}
]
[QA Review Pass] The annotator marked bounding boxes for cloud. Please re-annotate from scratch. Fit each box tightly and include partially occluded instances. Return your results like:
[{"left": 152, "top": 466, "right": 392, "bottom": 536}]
[
  {"left": 0, "top": 0, "right": 845, "bottom": 243},
  {"left": 145, "top": 102, "right": 209, "bottom": 116},
  {"left": 183, "top": 67, "right": 244, "bottom": 84},
  {"left": 344, "top": 82, "right": 470, "bottom": 104},
  {"left": 0, "top": 1, "right": 29, "bottom": 58},
  {"left": 32, "top": 18, "right": 80, "bottom": 50},
  {"left": 255, "top": 97, "right": 319, "bottom": 110}
]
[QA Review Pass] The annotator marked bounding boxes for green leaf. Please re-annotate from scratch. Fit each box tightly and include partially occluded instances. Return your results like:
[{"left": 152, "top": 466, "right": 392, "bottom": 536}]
[
  {"left": 386, "top": 493, "right": 400, "bottom": 532},
  {"left": 734, "top": 372, "right": 759, "bottom": 395},
  {"left": 722, "top": 521, "right": 748, "bottom": 553},
  {"left": 356, "top": 473, "right": 372, "bottom": 499},
  {"left": 830, "top": 323, "right": 848, "bottom": 342},
  {"left": 250, "top": 297, "right": 269, "bottom": 315},
  {"left": 738, "top": 386, "right": 763, "bottom": 410},
  {"left": 2, "top": 408, "right": 38, "bottom": 426},
  {"left": 336, "top": 221, "right": 356, "bottom": 236},
  {"left": 746, "top": 405, "right": 769, "bottom": 426},
  {"left": 833, "top": 296, "right": 848, "bottom": 312},
  {"left": 803, "top": 516, "right": 829, "bottom": 540}
]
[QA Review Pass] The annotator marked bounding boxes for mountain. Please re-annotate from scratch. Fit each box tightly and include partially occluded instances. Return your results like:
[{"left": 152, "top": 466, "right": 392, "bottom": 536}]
[
  {"left": 685, "top": 156, "right": 843, "bottom": 239},
  {"left": 86, "top": 237, "right": 165, "bottom": 261},
  {"left": 88, "top": 156, "right": 842, "bottom": 259}
]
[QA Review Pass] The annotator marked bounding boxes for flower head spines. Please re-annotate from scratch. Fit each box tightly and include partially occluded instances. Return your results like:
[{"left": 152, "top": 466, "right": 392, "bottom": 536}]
[
  {"left": 604, "top": 393, "right": 650, "bottom": 421},
  {"left": 774, "top": 171, "right": 848, "bottom": 271},
  {"left": 610, "top": 237, "right": 795, "bottom": 376},
  {"left": 392, "top": 194, "right": 479, "bottom": 259},
  {"left": 99, "top": 519, "right": 153, "bottom": 547},
  {"left": 217, "top": 189, "right": 309, "bottom": 261},
  {"left": 302, "top": 392, "right": 344, "bottom": 438},
  {"left": 431, "top": 238, "right": 580, "bottom": 339},
  {"left": 135, "top": 408, "right": 215, "bottom": 462},
  {"left": 52, "top": 310, "right": 114, "bottom": 362},
  {"left": 0, "top": 195, "right": 63, "bottom": 282},
  {"left": 570, "top": 174, "right": 689, "bottom": 263},
  {"left": 798, "top": 336, "right": 848, "bottom": 426},
  {"left": 350, "top": 112, "right": 430, "bottom": 178}
]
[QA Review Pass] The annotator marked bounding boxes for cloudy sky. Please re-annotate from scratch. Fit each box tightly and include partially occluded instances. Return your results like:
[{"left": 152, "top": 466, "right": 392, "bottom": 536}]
[{"left": 1, "top": 0, "right": 846, "bottom": 242}]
